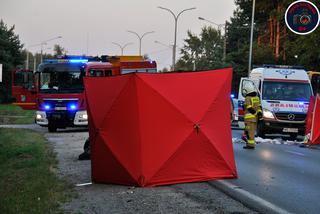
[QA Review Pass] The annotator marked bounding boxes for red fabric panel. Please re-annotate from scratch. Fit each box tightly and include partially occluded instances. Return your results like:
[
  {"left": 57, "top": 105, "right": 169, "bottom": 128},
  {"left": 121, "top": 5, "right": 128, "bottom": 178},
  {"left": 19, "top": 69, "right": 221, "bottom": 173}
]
[
  {"left": 310, "top": 96, "right": 320, "bottom": 145},
  {"left": 84, "top": 76, "right": 130, "bottom": 129},
  {"left": 98, "top": 77, "right": 142, "bottom": 182},
  {"left": 91, "top": 134, "right": 137, "bottom": 185},
  {"left": 149, "top": 131, "right": 237, "bottom": 187},
  {"left": 305, "top": 96, "right": 315, "bottom": 135},
  {"left": 135, "top": 76, "right": 194, "bottom": 183},
  {"left": 137, "top": 68, "right": 232, "bottom": 122},
  {"left": 199, "top": 70, "right": 236, "bottom": 171}
]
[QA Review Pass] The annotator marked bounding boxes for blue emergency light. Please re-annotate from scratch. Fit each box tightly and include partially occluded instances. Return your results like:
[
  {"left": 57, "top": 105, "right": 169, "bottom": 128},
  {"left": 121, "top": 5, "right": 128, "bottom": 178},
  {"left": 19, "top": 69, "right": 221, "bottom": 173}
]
[
  {"left": 69, "top": 59, "right": 88, "bottom": 63},
  {"left": 68, "top": 103, "right": 77, "bottom": 110},
  {"left": 230, "top": 94, "right": 235, "bottom": 98},
  {"left": 44, "top": 104, "right": 51, "bottom": 110}
]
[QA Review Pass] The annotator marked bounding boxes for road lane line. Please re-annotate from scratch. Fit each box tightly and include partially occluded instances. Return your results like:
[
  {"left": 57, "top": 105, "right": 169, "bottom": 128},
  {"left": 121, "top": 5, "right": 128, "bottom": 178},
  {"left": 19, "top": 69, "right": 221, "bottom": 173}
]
[
  {"left": 209, "top": 180, "right": 292, "bottom": 214},
  {"left": 285, "top": 150, "right": 305, "bottom": 156}
]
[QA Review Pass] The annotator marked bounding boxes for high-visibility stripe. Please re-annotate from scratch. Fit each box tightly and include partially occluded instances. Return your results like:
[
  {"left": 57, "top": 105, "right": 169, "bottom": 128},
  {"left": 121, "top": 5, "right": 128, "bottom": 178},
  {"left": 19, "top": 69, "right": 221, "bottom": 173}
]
[
  {"left": 247, "top": 139, "right": 255, "bottom": 145},
  {"left": 12, "top": 102, "right": 36, "bottom": 106},
  {"left": 244, "top": 114, "right": 256, "bottom": 119}
]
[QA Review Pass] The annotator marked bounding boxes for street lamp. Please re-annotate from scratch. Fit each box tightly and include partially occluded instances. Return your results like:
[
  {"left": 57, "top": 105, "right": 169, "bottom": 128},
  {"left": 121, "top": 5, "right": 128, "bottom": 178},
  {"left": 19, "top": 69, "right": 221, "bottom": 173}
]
[
  {"left": 127, "top": 30, "right": 154, "bottom": 56},
  {"left": 26, "top": 43, "right": 42, "bottom": 70},
  {"left": 158, "top": 6, "right": 196, "bottom": 71},
  {"left": 198, "top": 17, "right": 227, "bottom": 63},
  {"left": 154, "top": 40, "right": 173, "bottom": 49},
  {"left": 248, "top": 0, "right": 256, "bottom": 75},
  {"left": 40, "top": 36, "right": 62, "bottom": 63},
  {"left": 112, "top": 42, "right": 133, "bottom": 55}
]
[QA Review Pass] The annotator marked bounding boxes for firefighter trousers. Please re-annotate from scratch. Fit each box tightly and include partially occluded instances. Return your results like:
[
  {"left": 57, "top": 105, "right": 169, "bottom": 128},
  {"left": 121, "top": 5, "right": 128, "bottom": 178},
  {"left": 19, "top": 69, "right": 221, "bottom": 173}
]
[{"left": 245, "top": 120, "right": 257, "bottom": 147}]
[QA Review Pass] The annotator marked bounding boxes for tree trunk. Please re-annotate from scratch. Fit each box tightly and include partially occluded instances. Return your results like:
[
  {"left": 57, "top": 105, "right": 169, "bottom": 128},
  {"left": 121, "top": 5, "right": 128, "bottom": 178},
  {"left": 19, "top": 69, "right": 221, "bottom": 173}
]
[
  {"left": 269, "top": 17, "right": 273, "bottom": 47},
  {"left": 275, "top": 5, "right": 281, "bottom": 58},
  {"left": 283, "top": 27, "right": 287, "bottom": 62}
]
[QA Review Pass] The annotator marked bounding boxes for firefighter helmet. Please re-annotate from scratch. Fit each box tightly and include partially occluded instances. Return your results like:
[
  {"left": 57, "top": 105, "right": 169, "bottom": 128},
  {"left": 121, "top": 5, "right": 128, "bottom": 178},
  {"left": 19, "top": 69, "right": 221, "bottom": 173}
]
[{"left": 242, "top": 81, "right": 256, "bottom": 96}]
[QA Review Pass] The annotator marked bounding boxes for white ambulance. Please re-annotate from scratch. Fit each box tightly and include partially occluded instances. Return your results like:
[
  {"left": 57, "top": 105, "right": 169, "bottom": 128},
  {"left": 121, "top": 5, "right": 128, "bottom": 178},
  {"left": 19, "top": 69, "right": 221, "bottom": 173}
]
[{"left": 238, "top": 65, "right": 313, "bottom": 139}]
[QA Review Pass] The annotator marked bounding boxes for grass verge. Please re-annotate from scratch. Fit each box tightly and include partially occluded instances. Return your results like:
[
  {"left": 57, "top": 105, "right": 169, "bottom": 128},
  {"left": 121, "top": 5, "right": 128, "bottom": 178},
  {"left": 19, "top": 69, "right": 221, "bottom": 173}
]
[
  {"left": 0, "top": 104, "right": 35, "bottom": 124},
  {"left": 0, "top": 128, "right": 72, "bottom": 214}
]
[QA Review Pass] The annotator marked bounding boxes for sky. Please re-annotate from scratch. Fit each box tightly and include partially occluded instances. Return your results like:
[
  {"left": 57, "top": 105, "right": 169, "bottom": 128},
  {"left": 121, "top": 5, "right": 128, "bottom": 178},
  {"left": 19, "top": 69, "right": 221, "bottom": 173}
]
[{"left": 0, "top": 0, "right": 236, "bottom": 69}]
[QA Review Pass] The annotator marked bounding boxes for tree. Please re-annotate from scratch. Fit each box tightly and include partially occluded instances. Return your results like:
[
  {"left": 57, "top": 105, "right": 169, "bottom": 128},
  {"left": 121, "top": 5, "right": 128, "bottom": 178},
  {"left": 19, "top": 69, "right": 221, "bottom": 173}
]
[
  {"left": 0, "top": 19, "right": 24, "bottom": 103},
  {"left": 175, "top": 26, "right": 225, "bottom": 71},
  {"left": 53, "top": 44, "right": 66, "bottom": 57}
]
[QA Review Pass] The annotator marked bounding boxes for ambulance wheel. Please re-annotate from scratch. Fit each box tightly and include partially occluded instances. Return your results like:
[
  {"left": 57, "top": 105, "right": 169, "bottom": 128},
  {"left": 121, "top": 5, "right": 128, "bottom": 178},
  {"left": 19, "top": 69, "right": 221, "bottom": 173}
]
[
  {"left": 48, "top": 125, "right": 57, "bottom": 132},
  {"left": 257, "top": 121, "right": 266, "bottom": 138}
]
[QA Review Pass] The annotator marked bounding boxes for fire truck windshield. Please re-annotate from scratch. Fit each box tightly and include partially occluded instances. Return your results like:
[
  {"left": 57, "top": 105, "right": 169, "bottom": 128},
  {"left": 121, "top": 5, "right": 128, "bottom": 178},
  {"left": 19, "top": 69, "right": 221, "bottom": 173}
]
[{"left": 39, "top": 63, "right": 85, "bottom": 93}]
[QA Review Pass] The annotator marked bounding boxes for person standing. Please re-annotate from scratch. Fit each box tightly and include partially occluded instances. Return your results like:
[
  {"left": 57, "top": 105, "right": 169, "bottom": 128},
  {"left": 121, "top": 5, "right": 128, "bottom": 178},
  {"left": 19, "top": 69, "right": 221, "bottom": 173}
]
[{"left": 242, "top": 83, "right": 262, "bottom": 149}]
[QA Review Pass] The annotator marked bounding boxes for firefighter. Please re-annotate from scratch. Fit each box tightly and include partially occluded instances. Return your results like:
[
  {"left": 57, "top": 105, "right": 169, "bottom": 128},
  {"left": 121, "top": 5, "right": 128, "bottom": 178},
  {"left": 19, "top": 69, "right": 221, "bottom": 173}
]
[{"left": 242, "top": 83, "right": 262, "bottom": 149}]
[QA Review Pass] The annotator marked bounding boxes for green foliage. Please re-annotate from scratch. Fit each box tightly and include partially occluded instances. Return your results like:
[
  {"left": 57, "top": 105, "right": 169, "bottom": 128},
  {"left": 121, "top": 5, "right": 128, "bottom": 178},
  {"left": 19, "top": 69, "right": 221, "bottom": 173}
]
[
  {"left": 175, "top": 26, "right": 227, "bottom": 71},
  {"left": 0, "top": 20, "right": 24, "bottom": 103},
  {"left": 0, "top": 104, "right": 35, "bottom": 124},
  {"left": 53, "top": 44, "right": 66, "bottom": 57}
]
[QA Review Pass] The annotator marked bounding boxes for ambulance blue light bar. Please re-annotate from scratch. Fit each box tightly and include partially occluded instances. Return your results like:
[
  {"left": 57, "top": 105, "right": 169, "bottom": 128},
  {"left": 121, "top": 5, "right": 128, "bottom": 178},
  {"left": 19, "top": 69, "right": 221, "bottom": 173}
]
[{"left": 261, "top": 64, "right": 305, "bottom": 70}]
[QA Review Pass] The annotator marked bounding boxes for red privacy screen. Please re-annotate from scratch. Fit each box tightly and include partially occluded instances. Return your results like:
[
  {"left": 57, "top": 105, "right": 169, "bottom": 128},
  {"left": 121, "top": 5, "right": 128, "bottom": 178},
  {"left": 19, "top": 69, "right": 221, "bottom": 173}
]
[
  {"left": 306, "top": 95, "right": 320, "bottom": 145},
  {"left": 84, "top": 68, "right": 237, "bottom": 187}
]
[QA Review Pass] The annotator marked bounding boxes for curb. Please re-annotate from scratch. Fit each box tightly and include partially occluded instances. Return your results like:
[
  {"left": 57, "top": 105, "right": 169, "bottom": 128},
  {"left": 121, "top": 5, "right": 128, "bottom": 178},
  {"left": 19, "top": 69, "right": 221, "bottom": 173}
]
[{"left": 208, "top": 180, "right": 292, "bottom": 214}]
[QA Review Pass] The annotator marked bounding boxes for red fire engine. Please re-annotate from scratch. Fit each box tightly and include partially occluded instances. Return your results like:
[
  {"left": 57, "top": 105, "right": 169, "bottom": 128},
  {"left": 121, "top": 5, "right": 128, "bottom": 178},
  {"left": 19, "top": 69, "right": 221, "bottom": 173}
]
[{"left": 12, "top": 56, "right": 157, "bottom": 132}]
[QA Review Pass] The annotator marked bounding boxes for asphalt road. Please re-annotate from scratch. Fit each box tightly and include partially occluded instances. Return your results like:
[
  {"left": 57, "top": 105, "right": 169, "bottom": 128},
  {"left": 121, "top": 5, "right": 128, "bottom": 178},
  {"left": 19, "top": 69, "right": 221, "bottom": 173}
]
[{"left": 231, "top": 129, "right": 320, "bottom": 214}]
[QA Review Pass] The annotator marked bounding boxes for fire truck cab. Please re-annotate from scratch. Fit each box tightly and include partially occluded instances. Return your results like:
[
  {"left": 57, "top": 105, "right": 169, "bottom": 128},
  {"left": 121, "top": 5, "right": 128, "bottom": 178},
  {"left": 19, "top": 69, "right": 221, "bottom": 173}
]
[
  {"left": 11, "top": 69, "right": 37, "bottom": 110},
  {"left": 35, "top": 58, "right": 117, "bottom": 132}
]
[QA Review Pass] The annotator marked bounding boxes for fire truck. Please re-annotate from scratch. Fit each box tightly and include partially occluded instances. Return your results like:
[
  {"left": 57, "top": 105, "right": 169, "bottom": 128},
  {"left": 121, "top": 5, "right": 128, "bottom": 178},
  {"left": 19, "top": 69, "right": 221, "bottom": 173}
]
[
  {"left": 12, "top": 56, "right": 157, "bottom": 132},
  {"left": 11, "top": 69, "right": 37, "bottom": 110}
]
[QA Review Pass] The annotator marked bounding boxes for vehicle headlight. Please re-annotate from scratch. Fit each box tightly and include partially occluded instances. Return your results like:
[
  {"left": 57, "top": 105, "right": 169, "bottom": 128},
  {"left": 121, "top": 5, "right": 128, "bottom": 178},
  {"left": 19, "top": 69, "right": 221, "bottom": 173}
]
[
  {"left": 80, "top": 114, "right": 88, "bottom": 120},
  {"left": 263, "top": 109, "right": 275, "bottom": 119},
  {"left": 78, "top": 111, "right": 88, "bottom": 120}
]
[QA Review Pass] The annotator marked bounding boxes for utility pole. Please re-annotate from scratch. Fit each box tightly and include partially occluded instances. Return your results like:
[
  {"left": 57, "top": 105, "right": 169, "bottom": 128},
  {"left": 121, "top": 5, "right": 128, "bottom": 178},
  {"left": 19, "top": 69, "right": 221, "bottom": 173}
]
[{"left": 248, "top": 0, "right": 256, "bottom": 75}]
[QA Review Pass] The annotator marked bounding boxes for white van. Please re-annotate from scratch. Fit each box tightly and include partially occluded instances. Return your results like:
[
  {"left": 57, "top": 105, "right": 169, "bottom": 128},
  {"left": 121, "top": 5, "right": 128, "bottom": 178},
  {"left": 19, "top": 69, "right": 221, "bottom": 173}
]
[{"left": 238, "top": 65, "right": 313, "bottom": 138}]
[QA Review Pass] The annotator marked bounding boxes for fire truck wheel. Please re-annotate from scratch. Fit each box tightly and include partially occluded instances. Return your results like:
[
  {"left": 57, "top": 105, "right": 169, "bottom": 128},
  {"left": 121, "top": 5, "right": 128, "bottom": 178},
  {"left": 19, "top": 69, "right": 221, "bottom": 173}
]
[{"left": 48, "top": 125, "right": 57, "bottom": 132}]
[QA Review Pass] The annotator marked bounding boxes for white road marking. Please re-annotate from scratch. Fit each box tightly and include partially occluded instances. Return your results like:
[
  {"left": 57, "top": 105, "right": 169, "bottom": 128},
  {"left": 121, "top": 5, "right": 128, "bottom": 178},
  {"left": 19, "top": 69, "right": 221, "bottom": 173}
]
[
  {"left": 285, "top": 150, "right": 305, "bottom": 156},
  {"left": 76, "top": 182, "right": 92, "bottom": 187},
  {"left": 215, "top": 180, "right": 292, "bottom": 214}
]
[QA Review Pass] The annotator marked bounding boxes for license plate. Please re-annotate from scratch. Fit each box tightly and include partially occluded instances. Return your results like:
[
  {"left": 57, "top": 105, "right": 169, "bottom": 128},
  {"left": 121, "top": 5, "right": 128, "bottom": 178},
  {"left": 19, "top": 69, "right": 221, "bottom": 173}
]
[
  {"left": 55, "top": 107, "right": 67, "bottom": 110},
  {"left": 52, "top": 114, "right": 61, "bottom": 119},
  {"left": 283, "top": 128, "right": 298, "bottom": 133}
]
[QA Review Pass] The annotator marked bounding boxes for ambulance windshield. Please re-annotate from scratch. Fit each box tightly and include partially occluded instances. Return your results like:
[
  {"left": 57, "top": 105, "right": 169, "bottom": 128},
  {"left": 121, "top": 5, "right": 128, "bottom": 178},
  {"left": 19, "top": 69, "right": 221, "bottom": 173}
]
[{"left": 262, "top": 81, "right": 312, "bottom": 102}]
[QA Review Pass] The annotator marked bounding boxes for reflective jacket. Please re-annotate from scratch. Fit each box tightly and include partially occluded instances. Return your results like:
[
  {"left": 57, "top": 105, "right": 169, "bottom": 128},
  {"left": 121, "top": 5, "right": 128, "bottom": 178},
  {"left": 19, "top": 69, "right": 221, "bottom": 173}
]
[{"left": 244, "top": 95, "right": 262, "bottom": 122}]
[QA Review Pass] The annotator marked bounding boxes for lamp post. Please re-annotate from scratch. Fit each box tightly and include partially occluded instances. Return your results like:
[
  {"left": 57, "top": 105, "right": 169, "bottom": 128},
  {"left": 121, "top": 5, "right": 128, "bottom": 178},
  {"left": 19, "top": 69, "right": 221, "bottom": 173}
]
[
  {"left": 112, "top": 42, "right": 133, "bottom": 55},
  {"left": 154, "top": 40, "right": 173, "bottom": 49},
  {"left": 127, "top": 30, "right": 154, "bottom": 56},
  {"left": 198, "top": 17, "right": 227, "bottom": 63},
  {"left": 158, "top": 6, "right": 196, "bottom": 71},
  {"left": 248, "top": 0, "right": 256, "bottom": 75},
  {"left": 40, "top": 36, "right": 62, "bottom": 63}
]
